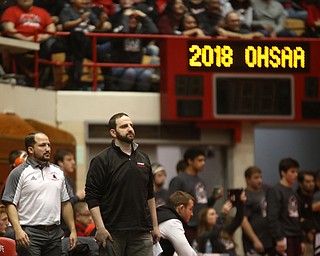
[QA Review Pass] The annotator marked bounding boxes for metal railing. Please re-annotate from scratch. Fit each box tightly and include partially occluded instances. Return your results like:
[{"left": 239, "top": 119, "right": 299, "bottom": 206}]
[{"left": 36, "top": 32, "right": 181, "bottom": 91}]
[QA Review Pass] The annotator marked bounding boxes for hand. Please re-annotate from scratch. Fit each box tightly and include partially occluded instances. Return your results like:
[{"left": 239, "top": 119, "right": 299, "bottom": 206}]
[
  {"left": 15, "top": 228, "right": 30, "bottom": 248},
  {"left": 36, "top": 34, "right": 50, "bottom": 42},
  {"left": 270, "top": 31, "right": 277, "bottom": 38},
  {"left": 99, "top": 12, "right": 109, "bottom": 22},
  {"left": 132, "top": 10, "right": 146, "bottom": 18},
  {"left": 221, "top": 200, "right": 233, "bottom": 214},
  {"left": 300, "top": 242, "right": 306, "bottom": 255},
  {"left": 252, "top": 32, "right": 264, "bottom": 38},
  {"left": 240, "top": 191, "right": 247, "bottom": 203},
  {"left": 151, "top": 226, "right": 161, "bottom": 244},
  {"left": 81, "top": 12, "right": 91, "bottom": 22},
  {"left": 69, "top": 230, "right": 77, "bottom": 250},
  {"left": 241, "top": 32, "right": 264, "bottom": 39},
  {"left": 76, "top": 188, "right": 85, "bottom": 201},
  {"left": 195, "top": 28, "right": 206, "bottom": 37},
  {"left": 212, "top": 186, "right": 224, "bottom": 201},
  {"left": 124, "top": 8, "right": 134, "bottom": 16},
  {"left": 262, "top": 24, "right": 273, "bottom": 33},
  {"left": 253, "top": 239, "right": 264, "bottom": 253},
  {"left": 95, "top": 227, "right": 113, "bottom": 248}
]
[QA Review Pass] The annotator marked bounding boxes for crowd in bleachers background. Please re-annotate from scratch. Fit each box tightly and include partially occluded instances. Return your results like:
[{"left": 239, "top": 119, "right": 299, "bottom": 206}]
[{"left": 0, "top": 0, "right": 320, "bottom": 91}]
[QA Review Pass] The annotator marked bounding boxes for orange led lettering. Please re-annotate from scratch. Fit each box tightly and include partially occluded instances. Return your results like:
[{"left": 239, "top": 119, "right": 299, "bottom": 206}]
[{"left": 269, "top": 46, "right": 281, "bottom": 68}]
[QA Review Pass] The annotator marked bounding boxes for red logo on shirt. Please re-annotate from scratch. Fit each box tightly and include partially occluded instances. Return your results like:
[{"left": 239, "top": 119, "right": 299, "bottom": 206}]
[{"left": 50, "top": 172, "right": 58, "bottom": 180}]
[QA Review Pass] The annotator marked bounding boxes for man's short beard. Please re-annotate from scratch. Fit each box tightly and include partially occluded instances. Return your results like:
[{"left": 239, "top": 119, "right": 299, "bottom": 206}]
[{"left": 116, "top": 131, "right": 134, "bottom": 144}]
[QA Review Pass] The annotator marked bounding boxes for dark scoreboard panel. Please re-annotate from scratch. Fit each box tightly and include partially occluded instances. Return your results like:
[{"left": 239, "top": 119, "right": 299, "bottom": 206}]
[{"left": 160, "top": 37, "right": 320, "bottom": 122}]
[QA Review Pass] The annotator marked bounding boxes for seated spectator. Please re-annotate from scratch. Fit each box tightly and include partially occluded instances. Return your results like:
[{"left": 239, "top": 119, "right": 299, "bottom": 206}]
[
  {"left": 301, "top": 1, "right": 320, "bottom": 37},
  {"left": 179, "top": 12, "right": 208, "bottom": 37},
  {"left": 0, "top": 204, "right": 9, "bottom": 236},
  {"left": 1, "top": 0, "right": 56, "bottom": 59},
  {"left": 74, "top": 201, "right": 96, "bottom": 237},
  {"left": 34, "top": 0, "right": 68, "bottom": 31},
  {"left": 110, "top": 7, "right": 159, "bottom": 91},
  {"left": 157, "top": 0, "right": 188, "bottom": 34},
  {"left": 157, "top": 191, "right": 197, "bottom": 255},
  {"left": 217, "top": 11, "right": 264, "bottom": 38},
  {"left": 196, "top": 191, "right": 246, "bottom": 255},
  {"left": 59, "top": 0, "right": 112, "bottom": 88},
  {"left": 222, "top": 0, "right": 253, "bottom": 28},
  {"left": 251, "top": 0, "right": 297, "bottom": 37},
  {"left": 195, "top": 0, "right": 224, "bottom": 35},
  {"left": 1, "top": 149, "right": 27, "bottom": 198},
  {"left": 0, "top": 204, "right": 17, "bottom": 256},
  {"left": 0, "top": 150, "right": 27, "bottom": 240}
]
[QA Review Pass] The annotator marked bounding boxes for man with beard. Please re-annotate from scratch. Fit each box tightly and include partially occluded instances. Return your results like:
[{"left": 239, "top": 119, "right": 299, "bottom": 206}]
[
  {"left": 85, "top": 112, "right": 161, "bottom": 256},
  {"left": 2, "top": 132, "right": 77, "bottom": 255}
]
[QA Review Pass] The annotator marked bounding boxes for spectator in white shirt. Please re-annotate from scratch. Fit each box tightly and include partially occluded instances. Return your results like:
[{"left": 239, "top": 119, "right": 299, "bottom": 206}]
[{"left": 157, "top": 191, "right": 197, "bottom": 256}]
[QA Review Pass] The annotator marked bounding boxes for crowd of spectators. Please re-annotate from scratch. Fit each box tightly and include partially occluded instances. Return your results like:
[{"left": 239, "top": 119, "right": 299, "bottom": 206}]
[{"left": 0, "top": 0, "right": 320, "bottom": 91}]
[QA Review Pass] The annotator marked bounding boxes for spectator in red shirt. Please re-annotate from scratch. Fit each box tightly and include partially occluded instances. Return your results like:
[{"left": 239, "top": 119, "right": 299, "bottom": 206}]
[{"left": 0, "top": 0, "right": 56, "bottom": 59}]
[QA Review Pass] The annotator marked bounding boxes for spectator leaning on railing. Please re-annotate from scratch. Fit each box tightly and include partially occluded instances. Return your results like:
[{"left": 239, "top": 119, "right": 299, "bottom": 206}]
[
  {"left": 58, "top": 0, "right": 112, "bottom": 88},
  {"left": 109, "top": 0, "right": 159, "bottom": 92}
]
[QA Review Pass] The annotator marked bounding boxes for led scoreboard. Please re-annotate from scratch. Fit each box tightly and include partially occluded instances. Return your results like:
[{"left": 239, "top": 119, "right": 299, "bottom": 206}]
[
  {"left": 188, "top": 41, "right": 308, "bottom": 72},
  {"left": 160, "top": 37, "right": 320, "bottom": 122}
]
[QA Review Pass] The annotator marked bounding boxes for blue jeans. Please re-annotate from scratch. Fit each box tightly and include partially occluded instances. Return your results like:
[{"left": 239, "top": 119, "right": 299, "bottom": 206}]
[
  {"left": 285, "top": 8, "right": 308, "bottom": 20},
  {"left": 111, "top": 67, "right": 152, "bottom": 91},
  {"left": 99, "top": 230, "right": 153, "bottom": 256}
]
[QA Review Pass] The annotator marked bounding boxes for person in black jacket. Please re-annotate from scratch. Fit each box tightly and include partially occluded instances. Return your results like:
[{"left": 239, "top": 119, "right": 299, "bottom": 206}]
[
  {"left": 85, "top": 112, "right": 161, "bottom": 256},
  {"left": 157, "top": 191, "right": 197, "bottom": 256},
  {"left": 196, "top": 191, "right": 246, "bottom": 255},
  {"left": 266, "top": 157, "right": 305, "bottom": 256}
]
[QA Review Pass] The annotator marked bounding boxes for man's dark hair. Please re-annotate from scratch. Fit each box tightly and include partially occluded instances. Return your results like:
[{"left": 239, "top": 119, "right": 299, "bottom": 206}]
[
  {"left": 298, "top": 170, "right": 315, "bottom": 184},
  {"left": 25, "top": 132, "right": 44, "bottom": 153},
  {"left": 176, "top": 159, "right": 187, "bottom": 174},
  {"left": 279, "top": 157, "right": 300, "bottom": 177},
  {"left": 183, "top": 147, "right": 206, "bottom": 163},
  {"left": 244, "top": 166, "right": 262, "bottom": 179},
  {"left": 108, "top": 112, "right": 129, "bottom": 130},
  {"left": 54, "top": 148, "right": 74, "bottom": 165}
]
